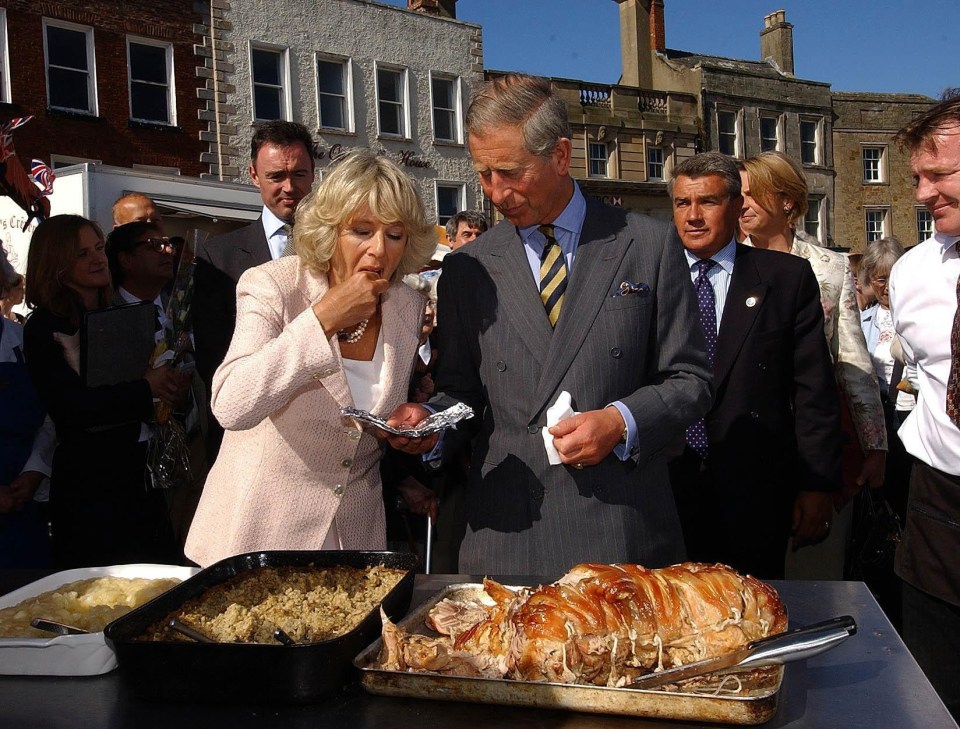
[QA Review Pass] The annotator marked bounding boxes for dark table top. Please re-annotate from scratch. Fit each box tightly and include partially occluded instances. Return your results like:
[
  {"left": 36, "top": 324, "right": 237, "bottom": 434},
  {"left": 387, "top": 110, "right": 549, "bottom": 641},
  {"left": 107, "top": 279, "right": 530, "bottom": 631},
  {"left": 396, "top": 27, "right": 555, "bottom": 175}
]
[{"left": 1, "top": 571, "right": 956, "bottom": 728}]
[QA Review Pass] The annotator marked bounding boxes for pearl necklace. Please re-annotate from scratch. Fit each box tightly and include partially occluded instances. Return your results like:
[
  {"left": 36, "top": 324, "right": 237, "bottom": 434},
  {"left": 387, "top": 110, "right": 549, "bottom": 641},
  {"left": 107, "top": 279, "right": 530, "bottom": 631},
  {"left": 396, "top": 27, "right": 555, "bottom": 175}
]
[{"left": 337, "top": 319, "right": 369, "bottom": 344}]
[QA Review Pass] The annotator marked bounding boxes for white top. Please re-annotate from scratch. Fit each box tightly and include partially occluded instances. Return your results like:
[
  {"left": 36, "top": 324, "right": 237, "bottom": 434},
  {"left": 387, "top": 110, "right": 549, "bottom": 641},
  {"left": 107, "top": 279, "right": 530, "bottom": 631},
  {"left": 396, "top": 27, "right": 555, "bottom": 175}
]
[
  {"left": 323, "top": 330, "right": 385, "bottom": 550},
  {"left": 889, "top": 231, "right": 960, "bottom": 475},
  {"left": 341, "top": 329, "right": 385, "bottom": 414}
]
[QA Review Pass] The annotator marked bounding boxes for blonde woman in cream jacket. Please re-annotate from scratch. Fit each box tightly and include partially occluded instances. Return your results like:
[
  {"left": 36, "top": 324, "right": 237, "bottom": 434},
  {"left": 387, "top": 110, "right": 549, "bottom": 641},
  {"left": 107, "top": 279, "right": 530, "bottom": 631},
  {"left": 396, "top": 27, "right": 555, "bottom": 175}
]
[{"left": 186, "top": 151, "right": 435, "bottom": 567}]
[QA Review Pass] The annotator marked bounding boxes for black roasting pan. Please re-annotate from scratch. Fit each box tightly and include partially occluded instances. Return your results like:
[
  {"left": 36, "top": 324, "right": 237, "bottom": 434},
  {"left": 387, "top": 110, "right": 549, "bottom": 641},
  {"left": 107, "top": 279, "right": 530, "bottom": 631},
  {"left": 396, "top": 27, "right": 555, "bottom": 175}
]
[{"left": 103, "top": 550, "right": 418, "bottom": 703}]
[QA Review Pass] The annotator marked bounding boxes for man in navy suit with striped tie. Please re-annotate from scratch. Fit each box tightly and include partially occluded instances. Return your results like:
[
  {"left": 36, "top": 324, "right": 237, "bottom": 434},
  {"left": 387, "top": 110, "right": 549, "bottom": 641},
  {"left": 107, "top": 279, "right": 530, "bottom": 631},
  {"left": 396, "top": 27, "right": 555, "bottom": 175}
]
[{"left": 669, "top": 152, "right": 841, "bottom": 579}]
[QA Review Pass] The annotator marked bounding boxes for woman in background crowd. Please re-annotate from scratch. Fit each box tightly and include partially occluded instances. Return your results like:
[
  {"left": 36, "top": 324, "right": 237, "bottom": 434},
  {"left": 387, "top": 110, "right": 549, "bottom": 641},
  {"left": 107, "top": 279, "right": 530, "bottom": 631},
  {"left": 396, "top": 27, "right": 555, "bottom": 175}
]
[
  {"left": 859, "top": 236, "right": 915, "bottom": 522},
  {"left": 23, "top": 215, "right": 180, "bottom": 567},
  {"left": 738, "top": 151, "right": 887, "bottom": 579},
  {"left": 0, "top": 245, "right": 54, "bottom": 567},
  {"left": 186, "top": 150, "right": 435, "bottom": 567},
  {"left": 1, "top": 272, "right": 26, "bottom": 323}
]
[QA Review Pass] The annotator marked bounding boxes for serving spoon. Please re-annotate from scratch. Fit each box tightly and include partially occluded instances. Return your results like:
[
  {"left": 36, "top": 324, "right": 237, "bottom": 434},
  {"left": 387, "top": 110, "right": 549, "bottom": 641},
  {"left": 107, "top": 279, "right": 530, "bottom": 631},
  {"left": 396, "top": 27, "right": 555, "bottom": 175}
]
[{"left": 30, "top": 618, "right": 89, "bottom": 636}]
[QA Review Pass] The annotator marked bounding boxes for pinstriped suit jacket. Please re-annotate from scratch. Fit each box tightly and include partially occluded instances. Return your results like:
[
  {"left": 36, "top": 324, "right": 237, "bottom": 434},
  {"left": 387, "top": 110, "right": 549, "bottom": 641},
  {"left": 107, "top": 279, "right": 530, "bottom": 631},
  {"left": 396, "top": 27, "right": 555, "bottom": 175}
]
[{"left": 432, "top": 197, "right": 713, "bottom": 577}]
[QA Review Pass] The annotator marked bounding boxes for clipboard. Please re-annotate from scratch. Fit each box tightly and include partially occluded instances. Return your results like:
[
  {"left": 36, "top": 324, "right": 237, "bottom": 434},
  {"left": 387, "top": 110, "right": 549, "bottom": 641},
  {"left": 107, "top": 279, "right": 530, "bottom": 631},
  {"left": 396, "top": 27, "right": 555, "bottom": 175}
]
[{"left": 80, "top": 301, "right": 157, "bottom": 387}]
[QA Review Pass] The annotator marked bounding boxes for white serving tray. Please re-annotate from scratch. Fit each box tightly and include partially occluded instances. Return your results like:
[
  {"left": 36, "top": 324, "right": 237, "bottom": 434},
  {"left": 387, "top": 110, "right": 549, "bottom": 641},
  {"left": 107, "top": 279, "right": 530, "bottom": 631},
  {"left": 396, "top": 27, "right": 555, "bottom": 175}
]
[{"left": 0, "top": 563, "right": 198, "bottom": 676}]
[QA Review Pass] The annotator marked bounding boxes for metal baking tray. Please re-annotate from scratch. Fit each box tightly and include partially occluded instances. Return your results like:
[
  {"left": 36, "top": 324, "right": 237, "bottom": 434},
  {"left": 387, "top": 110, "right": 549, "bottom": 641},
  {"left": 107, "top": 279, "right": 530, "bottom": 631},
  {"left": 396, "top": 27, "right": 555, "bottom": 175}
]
[
  {"left": 104, "top": 550, "right": 418, "bottom": 703},
  {"left": 355, "top": 584, "right": 783, "bottom": 725}
]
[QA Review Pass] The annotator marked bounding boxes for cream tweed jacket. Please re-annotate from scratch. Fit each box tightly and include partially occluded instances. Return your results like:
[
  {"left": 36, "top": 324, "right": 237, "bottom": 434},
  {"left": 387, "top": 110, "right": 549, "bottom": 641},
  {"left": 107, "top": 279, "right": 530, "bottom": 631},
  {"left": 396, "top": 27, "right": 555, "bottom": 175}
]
[
  {"left": 789, "top": 231, "right": 886, "bottom": 451},
  {"left": 185, "top": 256, "right": 425, "bottom": 567}
]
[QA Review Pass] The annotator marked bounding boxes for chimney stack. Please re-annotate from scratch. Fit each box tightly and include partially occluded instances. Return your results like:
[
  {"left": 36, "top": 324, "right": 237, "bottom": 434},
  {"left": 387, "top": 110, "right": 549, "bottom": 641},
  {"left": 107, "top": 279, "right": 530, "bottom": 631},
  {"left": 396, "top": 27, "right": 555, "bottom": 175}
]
[
  {"left": 407, "top": 0, "right": 457, "bottom": 19},
  {"left": 615, "top": 0, "right": 665, "bottom": 88},
  {"left": 760, "top": 9, "right": 794, "bottom": 76}
]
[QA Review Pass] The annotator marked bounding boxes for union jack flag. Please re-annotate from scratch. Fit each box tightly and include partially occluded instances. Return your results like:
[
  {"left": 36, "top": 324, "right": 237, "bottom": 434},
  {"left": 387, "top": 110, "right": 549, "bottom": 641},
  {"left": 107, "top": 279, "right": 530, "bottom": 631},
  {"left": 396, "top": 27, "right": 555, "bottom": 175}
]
[
  {"left": 30, "top": 159, "right": 55, "bottom": 196},
  {"left": 0, "top": 116, "right": 33, "bottom": 163}
]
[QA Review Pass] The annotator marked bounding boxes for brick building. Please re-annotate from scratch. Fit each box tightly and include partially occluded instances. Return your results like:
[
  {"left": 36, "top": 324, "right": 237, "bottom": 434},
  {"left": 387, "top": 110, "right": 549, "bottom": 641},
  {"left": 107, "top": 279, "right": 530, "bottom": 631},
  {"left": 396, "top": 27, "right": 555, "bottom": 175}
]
[
  {"left": 832, "top": 92, "right": 938, "bottom": 252},
  {"left": 0, "top": 0, "right": 206, "bottom": 176}
]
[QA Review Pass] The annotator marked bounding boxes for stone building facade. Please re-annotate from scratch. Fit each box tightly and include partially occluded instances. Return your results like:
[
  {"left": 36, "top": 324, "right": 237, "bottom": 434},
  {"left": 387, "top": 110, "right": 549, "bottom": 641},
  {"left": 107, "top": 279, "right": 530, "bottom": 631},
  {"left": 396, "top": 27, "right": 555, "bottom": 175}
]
[
  {"left": 616, "top": 2, "right": 838, "bottom": 243},
  {"left": 197, "top": 0, "right": 484, "bottom": 225},
  {"left": 563, "top": 77, "right": 698, "bottom": 221},
  {"left": 832, "top": 91, "right": 938, "bottom": 252},
  {"left": 0, "top": 0, "right": 207, "bottom": 176}
]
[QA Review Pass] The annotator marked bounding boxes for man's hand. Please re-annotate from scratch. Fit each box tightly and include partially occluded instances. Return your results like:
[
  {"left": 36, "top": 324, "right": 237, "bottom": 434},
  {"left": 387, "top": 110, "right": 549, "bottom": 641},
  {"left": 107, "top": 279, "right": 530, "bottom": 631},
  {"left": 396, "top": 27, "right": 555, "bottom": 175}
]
[
  {"left": 384, "top": 402, "right": 439, "bottom": 454},
  {"left": 548, "top": 406, "right": 625, "bottom": 468},
  {"left": 9, "top": 471, "right": 44, "bottom": 509},
  {"left": 791, "top": 490, "right": 835, "bottom": 551},
  {"left": 856, "top": 449, "right": 886, "bottom": 490}
]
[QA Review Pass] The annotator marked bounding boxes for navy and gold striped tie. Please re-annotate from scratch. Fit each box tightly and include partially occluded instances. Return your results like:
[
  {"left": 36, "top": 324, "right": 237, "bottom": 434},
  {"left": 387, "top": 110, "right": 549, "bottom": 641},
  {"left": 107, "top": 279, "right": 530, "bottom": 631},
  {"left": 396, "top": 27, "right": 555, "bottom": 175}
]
[{"left": 539, "top": 224, "right": 567, "bottom": 327}]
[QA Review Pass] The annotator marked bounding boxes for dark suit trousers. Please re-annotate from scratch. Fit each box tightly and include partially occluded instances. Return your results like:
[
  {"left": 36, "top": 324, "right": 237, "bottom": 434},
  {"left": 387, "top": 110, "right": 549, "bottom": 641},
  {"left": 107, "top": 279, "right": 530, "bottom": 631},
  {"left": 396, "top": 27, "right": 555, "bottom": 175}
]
[{"left": 670, "top": 449, "right": 794, "bottom": 579}]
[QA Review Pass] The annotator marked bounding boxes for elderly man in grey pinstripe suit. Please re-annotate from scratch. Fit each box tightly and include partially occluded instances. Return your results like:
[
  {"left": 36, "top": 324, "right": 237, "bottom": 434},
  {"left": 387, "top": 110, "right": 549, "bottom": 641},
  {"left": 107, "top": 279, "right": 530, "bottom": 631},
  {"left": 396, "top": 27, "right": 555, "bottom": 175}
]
[{"left": 388, "top": 75, "right": 712, "bottom": 578}]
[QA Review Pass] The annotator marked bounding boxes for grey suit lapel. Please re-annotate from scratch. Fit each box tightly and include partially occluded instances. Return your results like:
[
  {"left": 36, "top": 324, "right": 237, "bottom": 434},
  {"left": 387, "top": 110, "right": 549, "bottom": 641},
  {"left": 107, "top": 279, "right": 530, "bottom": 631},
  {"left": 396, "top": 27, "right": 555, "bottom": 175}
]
[
  {"left": 482, "top": 227, "right": 554, "bottom": 365},
  {"left": 714, "top": 246, "right": 768, "bottom": 386},
  {"left": 531, "top": 208, "right": 622, "bottom": 416}
]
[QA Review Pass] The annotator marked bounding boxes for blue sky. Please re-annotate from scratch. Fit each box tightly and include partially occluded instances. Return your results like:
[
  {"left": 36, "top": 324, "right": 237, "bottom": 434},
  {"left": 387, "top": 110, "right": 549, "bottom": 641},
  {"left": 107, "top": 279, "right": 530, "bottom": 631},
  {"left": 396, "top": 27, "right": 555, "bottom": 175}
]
[{"left": 384, "top": 0, "right": 955, "bottom": 99}]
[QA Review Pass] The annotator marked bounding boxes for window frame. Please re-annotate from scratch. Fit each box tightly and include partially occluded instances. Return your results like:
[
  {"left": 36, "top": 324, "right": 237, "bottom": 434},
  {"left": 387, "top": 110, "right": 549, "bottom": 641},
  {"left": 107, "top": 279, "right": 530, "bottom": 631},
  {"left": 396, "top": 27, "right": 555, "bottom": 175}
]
[
  {"left": 861, "top": 145, "right": 887, "bottom": 185},
  {"left": 716, "top": 107, "right": 742, "bottom": 158},
  {"left": 42, "top": 18, "right": 98, "bottom": 115},
  {"left": 429, "top": 72, "right": 461, "bottom": 144},
  {"left": 646, "top": 146, "right": 664, "bottom": 181},
  {"left": 916, "top": 207, "right": 934, "bottom": 244},
  {"left": 864, "top": 207, "right": 889, "bottom": 243},
  {"left": 0, "top": 9, "right": 10, "bottom": 103},
  {"left": 126, "top": 36, "right": 176, "bottom": 125},
  {"left": 758, "top": 113, "right": 782, "bottom": 153},
  {"left": 315, "top": 54, "right": 353, "bottom": 132},
  {"left": 799, "top": 117, "right": 822, "bottom": 166},
  {"left": 804, "top": 196, "right": 823, "bottom": 241},
  {"left": 435, "top": 181, "right": 465, "bottom": 226},
  {"left": 375, "top": 63, "right": 410, "bottom": 139},
  {"left": 588, "top": 140, "right": 609, "bottom": 178},
  {"left": 249, "top": 42, "right": 290, "bottom": 122}
]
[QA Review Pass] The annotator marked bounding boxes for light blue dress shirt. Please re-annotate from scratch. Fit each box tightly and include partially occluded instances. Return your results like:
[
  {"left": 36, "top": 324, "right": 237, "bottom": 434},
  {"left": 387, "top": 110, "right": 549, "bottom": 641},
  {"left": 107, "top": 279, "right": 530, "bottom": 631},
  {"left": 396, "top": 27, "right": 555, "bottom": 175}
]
[
  {"left": 261, "top": 206, "right": 290, "bottom": 261},
  {"left": 683, "top": 238, "right": 737, "bottom": 332}
]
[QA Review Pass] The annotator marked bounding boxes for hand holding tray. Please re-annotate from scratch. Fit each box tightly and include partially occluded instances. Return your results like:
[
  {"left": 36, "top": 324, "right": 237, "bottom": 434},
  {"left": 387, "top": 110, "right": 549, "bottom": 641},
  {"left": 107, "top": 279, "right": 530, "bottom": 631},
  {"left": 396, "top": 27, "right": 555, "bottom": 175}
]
[{"left": 340, "top": 402, "right": 473, "bottom": 438}]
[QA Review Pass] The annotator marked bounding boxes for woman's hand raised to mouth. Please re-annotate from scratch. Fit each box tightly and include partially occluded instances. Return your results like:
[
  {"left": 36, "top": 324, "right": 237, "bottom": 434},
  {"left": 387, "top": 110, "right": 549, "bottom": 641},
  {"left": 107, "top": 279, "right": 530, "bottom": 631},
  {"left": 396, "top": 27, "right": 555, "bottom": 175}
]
[{"left": 312, "top": 270, "right": 390, "bottom": 338}]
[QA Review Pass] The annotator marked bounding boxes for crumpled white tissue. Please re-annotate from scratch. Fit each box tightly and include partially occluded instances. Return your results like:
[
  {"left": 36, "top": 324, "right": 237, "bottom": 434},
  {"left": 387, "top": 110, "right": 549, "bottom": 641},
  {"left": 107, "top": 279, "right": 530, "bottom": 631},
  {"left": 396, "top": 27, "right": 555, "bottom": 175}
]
[{"left": 543, "top": 390, "right": 579, "bottom": 465}]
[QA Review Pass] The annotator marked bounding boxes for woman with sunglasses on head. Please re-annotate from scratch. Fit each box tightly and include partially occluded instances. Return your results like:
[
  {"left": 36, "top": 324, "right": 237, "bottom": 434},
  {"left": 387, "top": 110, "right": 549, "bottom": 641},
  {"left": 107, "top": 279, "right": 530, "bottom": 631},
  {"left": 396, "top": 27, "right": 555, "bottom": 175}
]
[
  {"left": 23, "top": 215, "right": 180, "bottom": 567},
  {"left": 738, "top": 152, "right": 887, "bottom": 579}
]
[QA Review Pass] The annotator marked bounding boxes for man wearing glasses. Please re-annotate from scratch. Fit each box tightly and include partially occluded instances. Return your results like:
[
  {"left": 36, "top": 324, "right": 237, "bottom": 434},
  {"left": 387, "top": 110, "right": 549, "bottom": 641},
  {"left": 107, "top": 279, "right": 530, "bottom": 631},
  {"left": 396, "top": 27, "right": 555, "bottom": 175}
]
[{"left": 106, "top": 221, "right": 206, "bottom": 555}]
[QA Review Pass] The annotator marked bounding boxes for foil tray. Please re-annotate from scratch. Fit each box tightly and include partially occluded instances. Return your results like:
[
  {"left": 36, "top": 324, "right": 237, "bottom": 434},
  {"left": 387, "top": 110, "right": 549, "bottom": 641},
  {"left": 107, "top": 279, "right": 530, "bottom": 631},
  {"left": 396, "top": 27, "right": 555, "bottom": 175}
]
[{"left": 355, "top": 584, "right": 783, "bottom": 726}]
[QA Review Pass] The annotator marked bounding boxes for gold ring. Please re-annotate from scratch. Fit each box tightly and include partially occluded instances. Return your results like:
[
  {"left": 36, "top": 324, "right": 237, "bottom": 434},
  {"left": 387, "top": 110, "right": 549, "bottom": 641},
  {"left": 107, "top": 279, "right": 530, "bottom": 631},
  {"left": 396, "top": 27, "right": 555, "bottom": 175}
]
[{"left": 574, "top": 463, "right": 584, "bottom": 470}]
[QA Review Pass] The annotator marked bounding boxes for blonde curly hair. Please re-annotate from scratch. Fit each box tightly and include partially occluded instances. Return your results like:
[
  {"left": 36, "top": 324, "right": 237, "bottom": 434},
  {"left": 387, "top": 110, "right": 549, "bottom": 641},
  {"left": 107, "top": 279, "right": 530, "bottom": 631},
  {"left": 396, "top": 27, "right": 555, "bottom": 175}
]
[{"left": 293, "top": 150, "right": 435, "bottom": 281}]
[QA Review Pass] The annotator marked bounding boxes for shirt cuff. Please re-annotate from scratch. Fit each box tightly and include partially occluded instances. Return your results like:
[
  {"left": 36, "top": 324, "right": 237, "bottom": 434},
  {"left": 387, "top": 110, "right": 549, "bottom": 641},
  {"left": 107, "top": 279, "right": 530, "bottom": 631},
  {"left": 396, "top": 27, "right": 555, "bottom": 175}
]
[
  {"left": 419, "top": 404, "right": 444, "bottom": 464},
  {"left": 609, "top": 401, "right": 637, "bottom": 461}
]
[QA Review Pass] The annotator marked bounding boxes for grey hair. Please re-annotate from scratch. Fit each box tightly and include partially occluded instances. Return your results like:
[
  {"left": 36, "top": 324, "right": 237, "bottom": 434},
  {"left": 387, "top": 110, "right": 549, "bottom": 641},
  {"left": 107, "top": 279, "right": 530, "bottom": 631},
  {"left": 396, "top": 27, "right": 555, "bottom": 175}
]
[
  {"left": 668, "top": 152, "right": 742, "bottom": 199},
  {"left": 465, "top": 74, "right": 572, "bottom": 157},
  {"left": 859, "top": 236, "right": 905, "bottom": 286},
  {"left": 444, "top": 210, "right": 488, "bottom": 242}
]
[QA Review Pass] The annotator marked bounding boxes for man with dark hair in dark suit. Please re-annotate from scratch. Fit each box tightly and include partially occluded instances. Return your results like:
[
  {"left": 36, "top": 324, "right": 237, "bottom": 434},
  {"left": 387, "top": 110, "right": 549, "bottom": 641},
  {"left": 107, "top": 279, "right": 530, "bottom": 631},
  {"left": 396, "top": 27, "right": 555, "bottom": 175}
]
[
  {"left": 668, "top": 152, "right": 842, "bottom": 579},
  {"left": 193, "top": 120, "right": 315, "bottom": 454}
]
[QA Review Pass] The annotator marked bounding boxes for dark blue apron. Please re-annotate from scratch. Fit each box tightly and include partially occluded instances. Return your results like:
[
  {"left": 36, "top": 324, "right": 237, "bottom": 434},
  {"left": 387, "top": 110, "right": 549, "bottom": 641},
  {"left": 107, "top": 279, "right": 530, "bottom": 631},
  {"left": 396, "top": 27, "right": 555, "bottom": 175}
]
[{"left": 0, "top": 319, "right": 52, "bottom": 567}]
